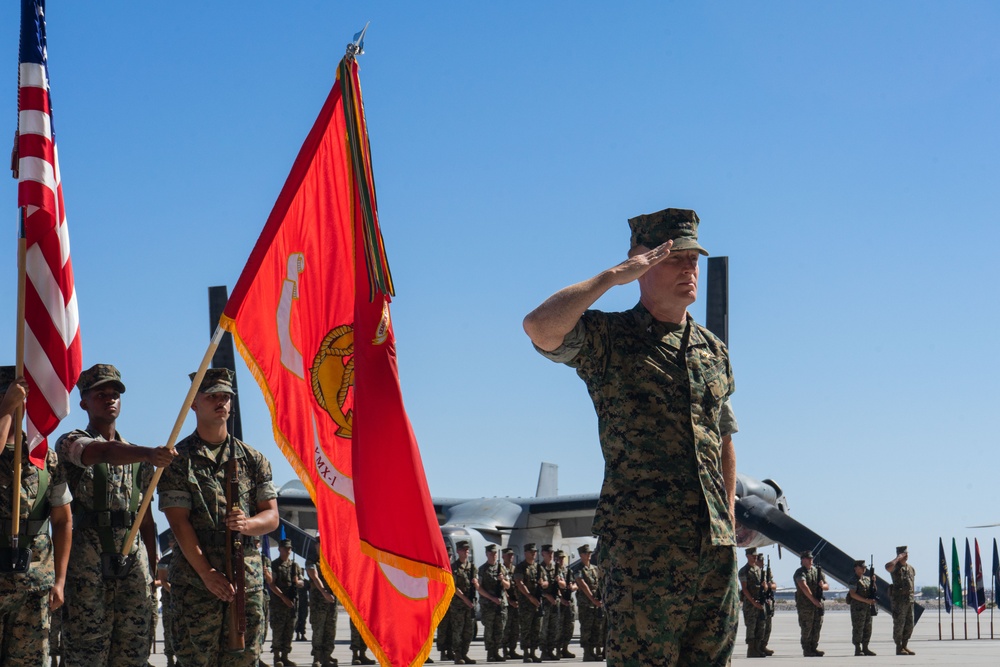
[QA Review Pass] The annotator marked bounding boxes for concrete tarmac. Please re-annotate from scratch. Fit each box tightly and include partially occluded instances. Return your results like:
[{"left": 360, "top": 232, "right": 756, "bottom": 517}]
[{"left": 146, "top": 607, "right": 1000, "bottom": 666}]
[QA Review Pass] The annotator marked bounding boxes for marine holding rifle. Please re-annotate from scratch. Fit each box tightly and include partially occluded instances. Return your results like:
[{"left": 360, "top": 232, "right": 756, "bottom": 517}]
[
  {"left": 55, "top": 364, "right": 174, "bottom": 667},
  {"left": 1, "top": 367, "right": 72, "bottom": 667},
  {"left": 847, "top": 558, "right": 877, "bottom": 656},
  {"left": 159, "top": 368, "right": 279, "bottom": 667}
]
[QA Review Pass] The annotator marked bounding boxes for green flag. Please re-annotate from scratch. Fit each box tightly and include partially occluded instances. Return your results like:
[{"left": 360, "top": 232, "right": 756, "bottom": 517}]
[{"left": 951, "top": 537, "right": 963, "bottom": 608}]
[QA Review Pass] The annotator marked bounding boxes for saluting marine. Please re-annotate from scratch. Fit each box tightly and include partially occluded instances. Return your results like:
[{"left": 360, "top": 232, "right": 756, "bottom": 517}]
[{"left": 885, "top": 546, "right": 916, "bottom": 656}]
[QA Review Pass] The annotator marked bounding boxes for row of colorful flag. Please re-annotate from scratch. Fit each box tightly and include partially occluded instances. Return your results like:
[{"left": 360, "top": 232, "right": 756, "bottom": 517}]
[{"left": 937, "top": 537, "right": 998, "bottom": 614}]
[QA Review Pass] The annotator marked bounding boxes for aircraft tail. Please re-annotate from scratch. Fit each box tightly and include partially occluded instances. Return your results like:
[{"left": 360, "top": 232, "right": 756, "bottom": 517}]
[
  {"left": 736, "top": 495, "right": 925, "bottom": 623},
  {"left": 535, "top": 462, "right": 558, "bottom": 497}
]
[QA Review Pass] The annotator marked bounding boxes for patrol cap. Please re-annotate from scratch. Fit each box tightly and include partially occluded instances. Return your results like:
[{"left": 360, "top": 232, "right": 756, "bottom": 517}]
[
  {"left": 456, "top": 540, "right": 471, "bottom": 550},
  {"left": 854, "top": 559, "right": 866, "bottom": 568},
  {"left": 78, "top": 363, "right": 127, "bottom": 394},
  {"left": 745, "top": 547, "right": 758, "bottom": 556},
  {"left": 577, "top": 544, "right": 592, "bottom": 555},
  {"left": 191, "top": 368, "right": 236, "bottom": 395},
  {"left": 541, "top": 544, "right": 553, "bottom": 552},
  {"left": 0, "top": 366, "right": 15, "bottom": 394},
  {"left": 279, "top": 538, "right": 293, "bottom": 548},
  {"left": 896, "top": 545, "right": 908, "bottom": 555},
  {"left": 502, "top": 547, "right": 514, "bottom": 555},
  {"left": 555, "top": 549, "right": 565, "bottom": 558},
  {"left": 523, "top": 543, "right": 537, "bottom": 553},
  {"left": 485, "top": 544, "right": 499, "bottom": 553},
  {"left": 800, "top": 550, "right": 814, "bottom": 559},
  {"left": 628, "top": 208, "right": 708, "bottom": 256}
]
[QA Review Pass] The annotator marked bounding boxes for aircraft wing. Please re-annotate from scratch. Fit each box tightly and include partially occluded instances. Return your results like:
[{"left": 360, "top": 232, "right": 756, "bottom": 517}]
[{"left": 736, "top": 495, "right": 925, "bottom": 623}]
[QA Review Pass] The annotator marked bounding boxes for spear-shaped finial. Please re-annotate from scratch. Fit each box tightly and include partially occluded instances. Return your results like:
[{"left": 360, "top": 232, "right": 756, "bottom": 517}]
[{"left": 346, "top": 22, "right": 370, "bottom": 59}]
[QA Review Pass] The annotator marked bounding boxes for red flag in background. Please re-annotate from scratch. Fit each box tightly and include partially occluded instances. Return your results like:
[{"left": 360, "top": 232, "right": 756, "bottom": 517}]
[
  {"left": 220, "top": 55, "right": 453, "bottom": 666},
  {"left": 16, "top": 0, "right": 82, "bottom": 467}
]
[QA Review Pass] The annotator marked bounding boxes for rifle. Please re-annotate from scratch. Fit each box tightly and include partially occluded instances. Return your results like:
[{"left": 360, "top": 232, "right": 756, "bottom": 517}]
[
  {"left": 867, "top": 554, "right": 879, "bottom": 616},
  {"left": 764, "top": 556, "right": 775, "bottom": 618},
  {"left": 224, "top": 436, "right": 246, "bottom": 652}
]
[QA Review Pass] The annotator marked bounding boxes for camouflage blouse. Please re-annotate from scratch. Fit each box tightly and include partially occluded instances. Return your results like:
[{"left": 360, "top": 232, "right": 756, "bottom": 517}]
[
  {"left": 537, "top": 304, "right": 735, "bottom": 546},
  {"left": 0, "top": 445, "right": 71, "bottom": 592},
  {"left": 158, "top": 433, "right": 277, "bottom": 593}
]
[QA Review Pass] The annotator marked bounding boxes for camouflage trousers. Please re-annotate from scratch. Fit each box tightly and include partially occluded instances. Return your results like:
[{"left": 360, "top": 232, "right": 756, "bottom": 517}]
[
  {"left": 480, "top": 601, "right": 506, "bottom": 653},
  {"left": 601, "top": 535, "right": 738, "bottom": 667},
  {"left": 161, "top": 595, "right": 175, "bottom": 658},
  {"left": 503, "top": 602, "right": 520, "bottom": 652},
  {"left": 63, "top": 570, "right": 152, "bottom": 667},
  {"left": 796, "top": 605, "right": 823, "bottom": 651},
  {"left": 762, "top": 608, "right": 772, "bottom": 646},
  {"left": 309, "top": 595, "right": 338, "bottom": 661},
  {"left": 741, "top": 603, "right": 766, "bottom": 643},
  {"left": 0, "top": 587, "right": 50, "bottom": 667},
  {"left": 349, "top": 619, "right": 368, "bottom": 652},
  {"left": 850, "top": 603, "right": 873, "bottom": 645},
  {"left": 891, "top": 600, "right": 914, "bottom": 646},
  {"left": 296, "top": 590, "right": 309, "bottom": 637},
  {"left": 577, "top": 603, "right": 605, "bottom": 651},
  {"left": 540, "top": 600, "right": 560, "bottom": 651},
  {"left": 448, "top": 603, "right": 475, "bottom": 657},
  {"left": 558, "top": 600, "right": 575, "bottom": 648},
  {"left": 436, "top": 612, "right": 451, "bottom": 654},
  {"left": 171, "top": 584, "right": 266, "bottom": 667},
  {"left": 517, "top": 598, "right": 542, "bottom": 652},
  {"left": 50, "top": 599, "right": 64, "bottom": 660},
  {"left": 269, "top": 598, "right": 297, "bottom": 654}
]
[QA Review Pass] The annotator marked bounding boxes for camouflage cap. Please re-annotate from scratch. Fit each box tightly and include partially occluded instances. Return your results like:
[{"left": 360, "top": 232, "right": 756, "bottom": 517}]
[
  {"left": 485, "top": 544, "right": 499, "bottom": 553},
  {"left": 456, "top": 540, "right": 471, "bottom": 550},
  {"left": 502, "top": 547, "right": 514, "bottom": 555},
  {"left": 745, "top": 547, "right": 758, "bottom": 556},
  {"left": 628, "top": 208, "right": 708, "bottom": 256},
  {"left": 896, "top": 545, "right": 907, "bottom": 555},
  {"left": 800, "top": 550, "right": 814, "bottom": 559},
  {"left": 191, "top": 368, "right": 236, "bottom": 395},
  {"left": 854, "top": 559, "right": 866, "bottom": 568},
  {"left": 0, "top": 366, "right": 15, "bottom": 394},
  {"left": 541, "top": 544, "right": 553, "bottom": 552},
  {"left": 279, "top": 538, "right": 293, "bottom": 548},
  {"left": 554, "top": 550, "right": 565, "bottom": 558},
  {"left": 577, "top": 544, "right": 592, "bottom": 555},
  {"left": 523, "top": 543, "right": 537, "bottom": 552},
  {"left": 77, "top": 363, "right": 127, "bottom": 394}
]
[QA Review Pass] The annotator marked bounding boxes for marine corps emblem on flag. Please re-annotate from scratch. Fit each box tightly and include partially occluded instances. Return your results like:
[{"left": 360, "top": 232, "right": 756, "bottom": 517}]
[{"left": 311, "top": 325, "right": 354, "bottom": 439}]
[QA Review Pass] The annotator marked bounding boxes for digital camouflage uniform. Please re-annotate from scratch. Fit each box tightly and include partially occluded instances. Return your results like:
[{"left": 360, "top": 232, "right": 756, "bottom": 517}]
[
  {"left": 348, "top": 618, "right": 375, "bottom": 665},
  {"left": 554, "top": 558, "right": 575, "bottom": 658},
  {"left": 0, "top": 446, "right": 71, "bottom": 667},
  {"left": 501, "top": 552, "right": 520, "bottom": 660},
  {"left": 538, "top": 555, "right": 560, "bottom": 658},
  {"left": 889, "top": 561, "right": 915, "bottom": 651},
  {"left": 849, "top": 568, "right": 875, "bottom": 652},
  {"left": 478, "top": 556, "right": 508, "bottom": 660},
  {"left": 793, "top": 565, "right": 826, "bottom": 655},
  {"left": 575, "top": 557, "right": 604, "bottom": 661},
  {"left": 261, "top": 548, "right": 272, "bottom": 658},
  {"left": 760, "top": 559, "right": 775, "bottom": 652},
  {"left": 513, "top": 555, "right": 546, "bottom": 660},
  {"left": 537, "top": 301, "right": 738, "bottom": 667},
  {"left": 737, "top": 558, "right": 766, "bottom": 653},
  {"left": 157, "top": 550, "right": 175, "bottom": 664},
  {"left": 306, "top": 552, "right": 338, "bottom": 666},
  {"left": 158, "top": 432, "right": 277, "bottom": 667},
  {"left": 270, "top": 555, "right": 303, "bottom": 657},
  {"left": 296, "top": 585, "right": 309, "bottom": 641},
  {"left": 448, "top": 557, "right": 477, "bottom": 660},
  {"left": 56, "top": 429, "right": 154, "bottom": 667}
]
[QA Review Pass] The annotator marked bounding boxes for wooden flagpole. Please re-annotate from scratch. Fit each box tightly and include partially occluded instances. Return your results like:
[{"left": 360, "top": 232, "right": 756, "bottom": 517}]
[
  {"left": 119, "top": 326, "right": 224, "bottom": 555},
  {"left": 9, "top": 209, "right": 27, "bottom": 563}
]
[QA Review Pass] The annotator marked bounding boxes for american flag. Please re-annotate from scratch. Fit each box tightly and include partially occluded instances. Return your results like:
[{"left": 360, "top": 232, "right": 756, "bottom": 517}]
[{"left": 15, "top": 0, "right": 81, "bottom": 467}]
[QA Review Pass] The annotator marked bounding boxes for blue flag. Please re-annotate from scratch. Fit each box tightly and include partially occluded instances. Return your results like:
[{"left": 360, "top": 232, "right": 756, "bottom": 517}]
[
  {"left": 965, "top": 538, "right": 979, "bottom": 611},
  {"left": 939, "top": 538, "right": 952, "bottom": 613}
]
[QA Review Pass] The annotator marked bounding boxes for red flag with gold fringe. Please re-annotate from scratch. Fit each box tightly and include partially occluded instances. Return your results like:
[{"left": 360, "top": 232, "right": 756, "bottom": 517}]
[{"left": 220, "top": 54, "right": 452, "bottom": 667}]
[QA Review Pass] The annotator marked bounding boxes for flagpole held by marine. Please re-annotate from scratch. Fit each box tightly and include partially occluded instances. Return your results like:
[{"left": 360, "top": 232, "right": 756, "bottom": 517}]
[
  {"left": 9, "top": 210, "right": 28, "bottom": 569},
  {"left": 118, "top": 327, "right": 225, "bottom": 556}
]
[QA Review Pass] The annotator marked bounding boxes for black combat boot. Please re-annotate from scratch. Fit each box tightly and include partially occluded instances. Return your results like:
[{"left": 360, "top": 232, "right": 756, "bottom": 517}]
[
  {"left": 760, "top": 644, "right": 774, "bottom": 656},
  {"left": 358, "top": 650, "right": 375, "bottom": 665},
  {"left": 854, "top": 644, "right": 862, "bottom": 656},
  {"left": 862, "top": 644, "right": 876, "bottom": 656},
  {"left": 463, "top": 656, "right": 477, "bottom": 664},
  {"left": 508, "top": 647, "right": 522, "bottom": 660},
  {"left": 559, "top": 646, "right": 574, "bottom": 659},
  {"left": 902, "top": 644, "right": 915, "bottom": 655},
  {"left": 284, "top": 653, "right": 298, "bottom": 667},
  {"left": 351, "top": 651, "right": 361, "bottom": 666},
  {"left": 274, "top": 653, "right": 284, "bottom": 667}
]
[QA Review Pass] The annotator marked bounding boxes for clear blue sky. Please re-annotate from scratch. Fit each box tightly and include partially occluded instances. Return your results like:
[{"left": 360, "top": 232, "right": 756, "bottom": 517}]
[{"left": 2, "top": 2, "right": 998, "bottom": 590}]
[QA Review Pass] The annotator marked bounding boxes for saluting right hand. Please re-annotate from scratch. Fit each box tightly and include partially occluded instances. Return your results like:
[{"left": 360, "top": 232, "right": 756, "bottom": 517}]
[{"left": 606, "top": 240, "right": 673, "bottom": 286}]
